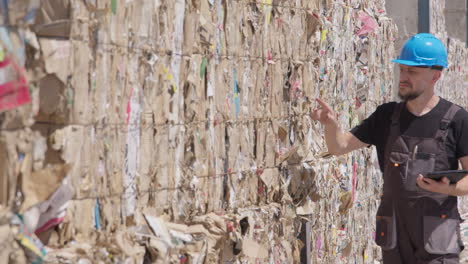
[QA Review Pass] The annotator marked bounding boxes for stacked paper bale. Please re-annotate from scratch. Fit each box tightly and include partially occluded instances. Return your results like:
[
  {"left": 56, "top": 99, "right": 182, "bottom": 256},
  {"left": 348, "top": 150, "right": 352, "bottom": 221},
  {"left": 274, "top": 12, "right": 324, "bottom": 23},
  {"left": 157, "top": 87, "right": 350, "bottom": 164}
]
[{"left": 0, "top": 0, "right": 466, "bottom": 263}]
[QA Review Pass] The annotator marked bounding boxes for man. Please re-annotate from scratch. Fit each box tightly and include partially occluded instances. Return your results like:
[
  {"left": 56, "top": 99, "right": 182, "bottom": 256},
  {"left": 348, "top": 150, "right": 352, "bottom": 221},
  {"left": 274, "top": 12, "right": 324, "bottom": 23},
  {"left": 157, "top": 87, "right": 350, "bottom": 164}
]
[{"left": 311, "top": 33, "right": 468, "bottom": 263}]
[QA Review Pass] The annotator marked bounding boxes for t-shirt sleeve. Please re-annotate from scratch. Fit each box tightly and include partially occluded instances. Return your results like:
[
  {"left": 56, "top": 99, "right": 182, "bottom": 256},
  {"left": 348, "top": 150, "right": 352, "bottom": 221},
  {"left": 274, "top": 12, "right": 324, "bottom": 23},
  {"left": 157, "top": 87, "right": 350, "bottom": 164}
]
[
  {"left": 350, "top": 103, "right": 393, "bottom": 146},
  {"left": 454, "top": 109, "right": 468, "bottom": 159}
]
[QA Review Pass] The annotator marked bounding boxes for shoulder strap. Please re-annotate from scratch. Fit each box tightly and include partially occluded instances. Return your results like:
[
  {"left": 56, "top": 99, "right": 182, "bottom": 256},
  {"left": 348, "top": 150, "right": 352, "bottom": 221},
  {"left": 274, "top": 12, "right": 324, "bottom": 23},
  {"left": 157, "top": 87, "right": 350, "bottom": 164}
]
[
  {"left": 435, "top": 103, "right": 461, "bottom": 140},
  {"left": 390, "top": 102, "right": 404, "bottom": 126},
  {"left": 383, "top": 102, "right": 404, "bottom": 171}
]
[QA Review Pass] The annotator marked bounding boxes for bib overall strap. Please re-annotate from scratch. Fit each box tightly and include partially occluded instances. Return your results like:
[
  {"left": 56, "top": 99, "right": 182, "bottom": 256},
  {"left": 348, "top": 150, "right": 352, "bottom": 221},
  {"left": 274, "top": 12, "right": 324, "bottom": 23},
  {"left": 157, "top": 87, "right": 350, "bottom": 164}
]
[
  {"left": 383, "top": 102, "right": 405, "bottom": 170},
  {"left": 434, "top": 103, "right": 461, "bottom": 142}
]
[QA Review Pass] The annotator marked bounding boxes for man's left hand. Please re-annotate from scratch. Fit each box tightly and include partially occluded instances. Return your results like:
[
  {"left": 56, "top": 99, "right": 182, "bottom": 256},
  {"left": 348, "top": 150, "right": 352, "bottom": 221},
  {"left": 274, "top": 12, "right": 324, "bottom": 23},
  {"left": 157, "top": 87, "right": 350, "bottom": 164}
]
[{"left": 416, "top": 174, "right": 451, "bottom": 195}]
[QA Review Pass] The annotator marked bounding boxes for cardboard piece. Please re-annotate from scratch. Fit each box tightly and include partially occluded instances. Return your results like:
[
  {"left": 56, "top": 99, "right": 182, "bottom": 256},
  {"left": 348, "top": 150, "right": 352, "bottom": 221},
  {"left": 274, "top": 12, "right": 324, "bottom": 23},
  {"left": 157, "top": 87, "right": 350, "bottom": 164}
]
[
  {"left": 260, "top": 168, "right": 279, "bottom": 189},
  {"left": 144, "top": 214, "right": 173, "bottom": 247},
  {"left": 34, "top": 0, "right": 71, "bottom": 38},
  {"left": 242, "top": 238, "right": 268, "bottom": 259},
  {"left": 38, "top": 39, "right": 70, "bottom": 84},
  {"left": 20, "top": 163, "right": 71, "bottom": 212},
  {"left": 37, "top": 74, "right": 67, "bottom": 121}
]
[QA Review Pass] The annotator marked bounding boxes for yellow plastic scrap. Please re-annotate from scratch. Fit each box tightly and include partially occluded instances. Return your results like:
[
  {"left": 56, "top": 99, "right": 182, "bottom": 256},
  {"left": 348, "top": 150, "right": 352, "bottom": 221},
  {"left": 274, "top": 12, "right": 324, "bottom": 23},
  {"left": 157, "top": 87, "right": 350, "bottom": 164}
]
[
  {"left": 263, "top": 0, "right": 272, "bottom": 24},
  {"left": 162, "top": 66, "right": 177, "bottom": 93},
  {"left": 321, "top": 29, "right": 328, "bottom": 42}
]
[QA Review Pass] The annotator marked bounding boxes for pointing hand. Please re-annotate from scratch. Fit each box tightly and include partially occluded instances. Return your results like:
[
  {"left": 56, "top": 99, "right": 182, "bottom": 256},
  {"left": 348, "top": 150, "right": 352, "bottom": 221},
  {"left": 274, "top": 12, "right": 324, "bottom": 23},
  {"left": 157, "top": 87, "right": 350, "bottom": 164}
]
[{"left": 310, "top": 98, "right": 337, "bottom": 126}]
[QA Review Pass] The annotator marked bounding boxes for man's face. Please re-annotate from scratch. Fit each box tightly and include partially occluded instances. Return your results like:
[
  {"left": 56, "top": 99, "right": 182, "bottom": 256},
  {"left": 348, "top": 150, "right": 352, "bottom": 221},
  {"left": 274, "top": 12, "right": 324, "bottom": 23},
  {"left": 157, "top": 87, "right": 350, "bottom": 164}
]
[{"left": 398, "top": 65, "right": 440, "bottom": 101}]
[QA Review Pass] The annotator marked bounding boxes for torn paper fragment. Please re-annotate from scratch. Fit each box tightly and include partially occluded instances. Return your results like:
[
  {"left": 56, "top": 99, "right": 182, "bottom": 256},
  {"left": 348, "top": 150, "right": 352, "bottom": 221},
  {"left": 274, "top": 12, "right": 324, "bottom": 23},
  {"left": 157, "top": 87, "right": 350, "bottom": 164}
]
[
  {"left": 169, "top": 230, "right": 193, "bottom": 243},
  {"left": 123, "top": 86, "right": 141, "bottom": 217},
  {"left": 277, "top": 146, "right": 299, "bottom": 165},
  {"left": 296, "top": 199, "right": 314, "bottom": 215},
  {"left": 242, "top": 238, "right": 268, "bottom": 259},
  {"left": 20, "top": 163, "right": 72, "bottom": 212},
  {"left": 32, "top": 176, "right": 74, "bottom": 234},
  {"left": 39, "top": 39, "right": 71, "bottom": 84},
  {"left": 115, "top": 231, "right": 146, "bottom": 258},
  {"left": 260, "top": 168, "right": 279, "bottom": 189},
  {"left": 144, "top": 214, "right": 173, "bottom": 247},
  {"left": 33, "top": 0, "right": 71, "bottom": 38}
]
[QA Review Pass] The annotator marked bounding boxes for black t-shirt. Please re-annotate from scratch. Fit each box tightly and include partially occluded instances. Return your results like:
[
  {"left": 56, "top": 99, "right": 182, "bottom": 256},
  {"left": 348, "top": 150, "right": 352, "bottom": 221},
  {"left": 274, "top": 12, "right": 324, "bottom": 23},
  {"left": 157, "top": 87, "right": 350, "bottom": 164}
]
[{"left": 351, "top": 98, "right": 468, "bottom": 173}]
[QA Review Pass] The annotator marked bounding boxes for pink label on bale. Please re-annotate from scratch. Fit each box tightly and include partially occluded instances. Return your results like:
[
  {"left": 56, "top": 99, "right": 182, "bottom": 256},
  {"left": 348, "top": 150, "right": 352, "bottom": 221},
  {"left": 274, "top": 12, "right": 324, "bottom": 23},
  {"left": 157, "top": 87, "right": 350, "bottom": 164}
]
[{"left": 0, "top": 57, "right": 31, "bottom": 112}]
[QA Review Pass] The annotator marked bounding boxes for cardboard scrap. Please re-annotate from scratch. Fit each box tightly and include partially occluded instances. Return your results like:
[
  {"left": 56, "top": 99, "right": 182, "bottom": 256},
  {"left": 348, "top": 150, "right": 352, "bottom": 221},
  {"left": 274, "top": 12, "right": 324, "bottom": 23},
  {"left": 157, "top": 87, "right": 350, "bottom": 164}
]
[
  {"left": 38, "top": 74, "right": 66, "bottom": 118},
  {"left": 114, "top": 230, "right": 146, "bottom": 258},
  {"left": 33, "top": 0, "right": 71, "bottom": 38},
  {"left": 339, "top": 191, "right": 353, "bottom": 214},
  {"left": 20, "top": 173, "right": 74, "bottom": 239},
  {"left": 142, "top": 212, "right": 228, "bottom": 263},
  {"left": 296, "top": 199, "right": 314, "bottom": 215},
  {"left": 38, "top": 39, "right": 70, "bottom": 84},
  {"left": 242, "top": 238, "right": 268, "bottom": 259},
  {"left": 144, "top": 214, "right": 173, "bottom": 247},
  {"left": 20, "top": 163, "right": 71, "bottom": 212},
  {"left": 288, "top": 164, "right": 316, "bottom": 205},
  {"left": 277, "top": 145, "right": 300, "bottom": 165},
  {"left": 259, "top": 168, "right": 279, "bottom": 189}
]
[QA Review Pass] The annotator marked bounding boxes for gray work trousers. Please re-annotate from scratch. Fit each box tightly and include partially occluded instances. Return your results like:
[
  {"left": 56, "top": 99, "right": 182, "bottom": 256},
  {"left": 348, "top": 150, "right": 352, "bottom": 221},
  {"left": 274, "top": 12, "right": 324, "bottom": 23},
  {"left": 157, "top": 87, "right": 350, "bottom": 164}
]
[{"left": 381, "top": 199, "right": 462, "bottom": 264}]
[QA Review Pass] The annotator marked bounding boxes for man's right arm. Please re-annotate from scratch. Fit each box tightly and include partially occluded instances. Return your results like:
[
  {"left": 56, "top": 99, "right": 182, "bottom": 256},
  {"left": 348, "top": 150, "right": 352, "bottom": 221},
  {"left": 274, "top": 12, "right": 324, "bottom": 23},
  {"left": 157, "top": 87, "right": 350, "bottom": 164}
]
[
  {"left": 311, "top": 98, "right": 369, "bottom": 156},
  {"left": 324, "top": 122, "right": 369, "bottom": 155}
]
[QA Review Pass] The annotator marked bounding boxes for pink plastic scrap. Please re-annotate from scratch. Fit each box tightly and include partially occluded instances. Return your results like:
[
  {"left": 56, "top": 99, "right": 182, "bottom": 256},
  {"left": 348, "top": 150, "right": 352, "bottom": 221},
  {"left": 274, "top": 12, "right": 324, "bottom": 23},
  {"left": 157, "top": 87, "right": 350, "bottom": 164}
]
[
  {"left": 356, "top": 11, "right": 379, "bottom": 36},
  {"left": 0, "top": 56, "right": 31, "bottom": 112}
]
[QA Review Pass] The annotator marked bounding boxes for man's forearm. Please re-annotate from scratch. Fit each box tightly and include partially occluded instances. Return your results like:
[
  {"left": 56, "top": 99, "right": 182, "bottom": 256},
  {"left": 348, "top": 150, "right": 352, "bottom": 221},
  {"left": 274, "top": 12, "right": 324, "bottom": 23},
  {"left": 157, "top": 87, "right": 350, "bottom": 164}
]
[
  {"left": 447, "top": 175, "right": 468, "bottom": 196},
  {"left": 324, "top": 122, "right": 347, "bottom": 155}
]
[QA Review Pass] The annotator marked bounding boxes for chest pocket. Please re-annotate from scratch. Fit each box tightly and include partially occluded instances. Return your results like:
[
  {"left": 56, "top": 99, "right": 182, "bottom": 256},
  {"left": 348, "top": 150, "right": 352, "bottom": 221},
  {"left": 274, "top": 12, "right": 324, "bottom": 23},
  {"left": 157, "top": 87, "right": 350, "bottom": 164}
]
[{"left": 388, "top": 151, "right": 435, "bottom": 192}]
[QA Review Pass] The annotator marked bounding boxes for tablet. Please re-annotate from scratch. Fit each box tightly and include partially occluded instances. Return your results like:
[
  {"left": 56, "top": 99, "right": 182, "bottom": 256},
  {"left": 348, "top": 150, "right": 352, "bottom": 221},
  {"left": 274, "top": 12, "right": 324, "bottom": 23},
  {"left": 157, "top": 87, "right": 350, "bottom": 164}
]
[{"left": 424, "top": 170, "right": 468, "bottom": 183}]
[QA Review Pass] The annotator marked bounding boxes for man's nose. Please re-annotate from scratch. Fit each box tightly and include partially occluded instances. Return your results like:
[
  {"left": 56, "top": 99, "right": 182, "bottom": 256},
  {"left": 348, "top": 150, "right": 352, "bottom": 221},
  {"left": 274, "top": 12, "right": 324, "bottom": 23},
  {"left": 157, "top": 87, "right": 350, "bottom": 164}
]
[{"left": 399, "top": 70, "right": 409, "bottom": 81}]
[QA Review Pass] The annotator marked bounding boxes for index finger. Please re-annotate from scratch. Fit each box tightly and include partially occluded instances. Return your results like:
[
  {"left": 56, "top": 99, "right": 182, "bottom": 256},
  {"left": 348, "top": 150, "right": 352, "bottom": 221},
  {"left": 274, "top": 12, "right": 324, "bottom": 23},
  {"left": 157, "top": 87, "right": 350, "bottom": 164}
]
[{"left": 315, "top": 98, "right": 333, "bottom": 112}]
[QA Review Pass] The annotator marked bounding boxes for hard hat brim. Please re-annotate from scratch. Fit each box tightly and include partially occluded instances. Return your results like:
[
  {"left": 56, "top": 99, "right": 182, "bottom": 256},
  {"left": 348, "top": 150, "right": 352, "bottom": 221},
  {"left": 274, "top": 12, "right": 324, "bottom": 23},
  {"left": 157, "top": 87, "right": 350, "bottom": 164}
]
[
  {"left": 391, "top": 59, "right": 447, "bottom": 68},
  {"left": 392, "top": 59, "right": 427, "bottom": 66}
]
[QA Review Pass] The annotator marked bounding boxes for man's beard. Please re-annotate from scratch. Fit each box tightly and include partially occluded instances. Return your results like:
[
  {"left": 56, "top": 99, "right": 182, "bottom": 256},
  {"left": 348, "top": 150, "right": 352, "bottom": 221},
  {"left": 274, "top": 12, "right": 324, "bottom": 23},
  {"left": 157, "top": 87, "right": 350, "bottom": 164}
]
[
  {"left": 398, "top": 82, "right": 424, "bottom": 101},
  {"left": 398, "top": 90, "right": 423, "bottom": 101}
]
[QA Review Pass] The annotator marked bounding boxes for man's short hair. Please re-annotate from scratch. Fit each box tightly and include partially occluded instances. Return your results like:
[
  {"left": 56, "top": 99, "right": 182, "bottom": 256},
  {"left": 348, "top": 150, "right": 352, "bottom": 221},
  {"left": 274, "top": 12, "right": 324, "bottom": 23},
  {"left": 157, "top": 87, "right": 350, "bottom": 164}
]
[{"left": 416, "top": 65, "right": 444, "bottom": 71}]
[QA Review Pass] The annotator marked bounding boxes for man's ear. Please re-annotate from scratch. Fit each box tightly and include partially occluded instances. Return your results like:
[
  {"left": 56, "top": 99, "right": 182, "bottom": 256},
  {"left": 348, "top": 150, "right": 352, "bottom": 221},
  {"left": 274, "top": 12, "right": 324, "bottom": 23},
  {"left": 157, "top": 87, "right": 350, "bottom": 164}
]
[{"left": 432, "top": 70, "right": 442, "bottom": 84}]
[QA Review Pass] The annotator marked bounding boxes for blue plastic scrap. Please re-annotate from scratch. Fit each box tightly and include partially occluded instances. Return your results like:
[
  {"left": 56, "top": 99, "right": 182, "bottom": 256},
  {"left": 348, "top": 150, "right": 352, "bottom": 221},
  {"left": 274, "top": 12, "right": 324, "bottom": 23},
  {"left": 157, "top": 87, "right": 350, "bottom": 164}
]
[{"left": 95, "top": 199, "right": 101, "bottom": 230}]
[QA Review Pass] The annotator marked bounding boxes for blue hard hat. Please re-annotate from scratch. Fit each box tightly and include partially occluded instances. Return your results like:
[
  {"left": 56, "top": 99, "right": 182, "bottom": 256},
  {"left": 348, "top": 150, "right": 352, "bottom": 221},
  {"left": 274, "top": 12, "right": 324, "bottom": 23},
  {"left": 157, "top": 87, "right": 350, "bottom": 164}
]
[{"left": 392, "top": 33, "right": 448, "bottom": 68}]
